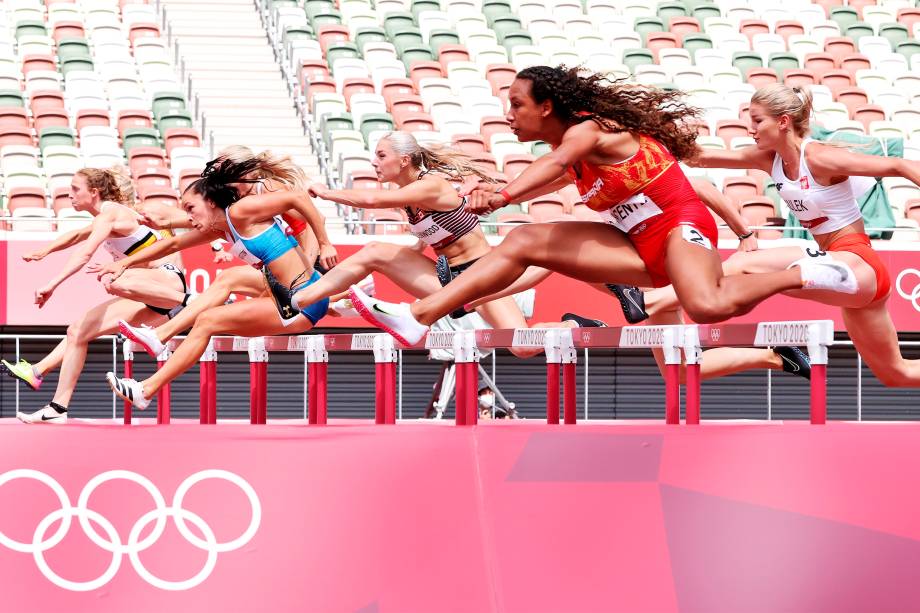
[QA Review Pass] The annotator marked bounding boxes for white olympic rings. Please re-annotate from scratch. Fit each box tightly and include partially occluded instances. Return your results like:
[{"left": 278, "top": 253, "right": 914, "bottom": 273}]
[
  {"left": 0, "top": 469, "right": 261, "bottom": 592},
  {"left": 895, "top": 268, "right": 920, "bottom": 313}
]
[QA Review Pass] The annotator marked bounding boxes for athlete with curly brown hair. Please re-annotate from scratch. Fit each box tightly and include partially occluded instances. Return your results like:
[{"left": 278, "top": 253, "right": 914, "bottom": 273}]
[{"left": 349, "top": 65, "right": 858, "bottom": 346}]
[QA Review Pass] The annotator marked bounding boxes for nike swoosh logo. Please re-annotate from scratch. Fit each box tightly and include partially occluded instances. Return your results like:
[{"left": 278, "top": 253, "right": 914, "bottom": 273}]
[
  {"left": 780, "top": 355, "right": 800, "bottom": 372},
  {"left": 623, "top": 289, "right": 643, "bottom": 311},
  {"left": 372, "top": 303, "right": 392, "bottom": 316},
  {"left": 41, "top": 414, "right": 61, "bottom": 421}
]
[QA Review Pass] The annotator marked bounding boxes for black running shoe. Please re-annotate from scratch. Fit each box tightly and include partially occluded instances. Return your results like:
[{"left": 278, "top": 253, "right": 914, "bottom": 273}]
[
  {"left": 774, "top": 346, "right": 811, "bottom": 380},
  {"left": 562, "top": 312, "right": 607, "bottom": 328},
  {"left": 436, "top": 255, "right": 470, "bottom": 319},
  {"left": 604, "top": 284, "right": 649, "bottom": 324}
]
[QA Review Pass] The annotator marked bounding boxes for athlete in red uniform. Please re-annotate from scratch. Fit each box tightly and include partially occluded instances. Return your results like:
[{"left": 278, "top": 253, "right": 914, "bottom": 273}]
[{"left": 347, "top": 65, "right": 856, "bottom": 345}]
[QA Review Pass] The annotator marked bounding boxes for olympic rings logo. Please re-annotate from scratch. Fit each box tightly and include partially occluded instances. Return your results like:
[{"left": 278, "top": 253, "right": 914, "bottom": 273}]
[
  {"left": 0, "top": 469, "right": 261, "bottom": 592},
  {"left": 896, "top": 268, "right": 920, "bottom": 312}
]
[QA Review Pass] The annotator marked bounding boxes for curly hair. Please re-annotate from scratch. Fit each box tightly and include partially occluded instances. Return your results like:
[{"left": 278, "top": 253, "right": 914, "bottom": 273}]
[
  {"left": 516, "top": 65, "right": 703, "bottom": 161},
  {"left": 183, "top": 156, "right": 265, "bottom": 209},
  {"left": 76, "top": 167, "right": 130, "bottom": 204}
]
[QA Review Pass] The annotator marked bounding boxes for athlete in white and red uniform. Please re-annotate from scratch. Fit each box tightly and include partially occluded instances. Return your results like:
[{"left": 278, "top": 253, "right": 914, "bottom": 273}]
[
  {"left": 347, "top": 65, "right": 856, "bottom": 345},
  {"left": 634, "top": 83, "right": 920, "bottom": 387}
]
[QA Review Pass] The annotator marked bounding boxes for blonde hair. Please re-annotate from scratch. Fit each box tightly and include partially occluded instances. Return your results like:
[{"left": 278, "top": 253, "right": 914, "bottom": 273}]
[
  {"left": 751, "top": 84, "right": 813, "bottom": 138},
  {"left": 75, "top": 167, "right": 130, "bottom": 204},
  {"left": 215, "top": 145, "right": 308, "bottom": 191},
  {"left": 380, "top": 131, "right": 496, "bottom": 182},
  {"left": 108, "top": 165, "right": 137, "bottom": 204}
]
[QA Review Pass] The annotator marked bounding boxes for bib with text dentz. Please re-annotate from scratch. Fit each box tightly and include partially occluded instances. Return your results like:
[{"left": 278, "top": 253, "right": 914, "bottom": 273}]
[{"left": 598, "top": 192, "right": 663, "bottom": 233}]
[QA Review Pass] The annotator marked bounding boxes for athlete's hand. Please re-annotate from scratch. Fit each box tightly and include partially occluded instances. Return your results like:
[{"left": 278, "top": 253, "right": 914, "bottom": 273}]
[
  {"left": 22, "top": 250, "right": 46, "bottom": 262},
  {"left": 318, "top": 242, "right": 338, "bottom": 270},
  {"left": 307, "top": 183, "right": 330, "bottom": 199},
  {"left": 458, "top": 178, "right": 500, "bottom": 198},
  {"left": 213, "top": 249, "right": 234, "bottom": 263},
  {"left": 95, "top": 261, "right": 127, "bottom": 282},
  {"left": 35, "top": 283, "right": 55, "bottom": 308},
  {"left": 464, "top": 189, "right": 506, "bottom": 215},
  {"left": 737, "top": 234, "right": 759, "bottom": 252}
]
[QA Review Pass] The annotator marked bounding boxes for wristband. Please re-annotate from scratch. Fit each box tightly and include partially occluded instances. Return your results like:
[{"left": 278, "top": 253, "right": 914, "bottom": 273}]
[
  {"left": 737, "top": 231, "right": 754, "bottom": 240},
  {"left": 499, "top": 189, "right": 513, "bottom": 204}
]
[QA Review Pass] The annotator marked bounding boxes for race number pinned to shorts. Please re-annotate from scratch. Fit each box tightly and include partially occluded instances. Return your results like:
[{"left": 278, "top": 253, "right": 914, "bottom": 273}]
[
  {"left": 680, "top": 225, "right": 713, "bottom": 250},
  {"left": 802, "top": 246, "right": 833, "bottom": 262}
]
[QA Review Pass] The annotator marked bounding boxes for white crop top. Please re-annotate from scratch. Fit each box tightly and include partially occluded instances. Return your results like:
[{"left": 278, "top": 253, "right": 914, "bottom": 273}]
[
  {"left": 100, "top": 202, "right": 164, "bottom": 261},
  {"left": 770, "top": 138, "right": 863, "bottom": 235}
]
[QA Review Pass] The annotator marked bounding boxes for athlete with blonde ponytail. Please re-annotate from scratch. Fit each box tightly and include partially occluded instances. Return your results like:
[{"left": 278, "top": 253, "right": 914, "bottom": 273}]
[
  {"left": 632, "top": 83, "right": 920, "bottom": 387},
  {"left": 292, "top": 131, "right": 541, "bottom": 357},
  {"left": 1, "top": 168, "right": 188, "bottom": 423}
]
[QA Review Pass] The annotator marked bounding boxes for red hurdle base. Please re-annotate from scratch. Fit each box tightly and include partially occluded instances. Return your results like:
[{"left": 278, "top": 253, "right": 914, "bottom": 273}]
[
  {"left": 123, "top": 358, "right": 133, "bottom": 425},
  {"left": 199, "top": 361, "right": 217, "bottom": 424},
  {"left": 156, "top": 360, "right": 170, "bottom": 424},
  {"left": 308, "top": 362, "right": 328, "bottom": 425},
  {"left": 250, "top": 361, "right": 267, "bottom": 424}
]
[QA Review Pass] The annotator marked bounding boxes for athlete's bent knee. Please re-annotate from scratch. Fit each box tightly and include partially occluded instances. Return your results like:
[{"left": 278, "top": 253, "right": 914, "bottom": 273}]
[
  {"left": 875, "top": 364, "right": 913, "bottom": 387},
  {"left": 681, "top": 300, "right": 733, "bottom": 324}
]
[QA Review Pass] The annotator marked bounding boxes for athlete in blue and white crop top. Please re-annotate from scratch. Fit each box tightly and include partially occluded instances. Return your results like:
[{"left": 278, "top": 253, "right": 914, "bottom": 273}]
[{"left": 224, "top": 210, "right": 298, "bottom": 266}]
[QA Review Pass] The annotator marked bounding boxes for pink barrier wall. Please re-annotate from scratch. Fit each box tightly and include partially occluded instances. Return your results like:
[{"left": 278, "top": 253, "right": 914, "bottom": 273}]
[
  {"left": 3, "top": 239, "right": 919, "bottom": 330},
  {"left": 2, "top": 421, "right": 920, "bottom": 612}
]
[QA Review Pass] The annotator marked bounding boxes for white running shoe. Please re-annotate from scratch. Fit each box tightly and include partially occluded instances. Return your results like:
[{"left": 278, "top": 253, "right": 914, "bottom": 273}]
[
  {"left": 17, "top": 404, "right": 67, "bottom": 424},
  {"left": 357, "top": 273, "right": 375, "bottom": 297},
  {"left": 119, "top": 320, "right": 165, "bottom": 357},
  {"left": 348, "top": 285, "right": 429, "bottom": 346},
  {"left": 790, "top": 258, "right": 858, "bottom": 294},
  {"left": 328, "top": 297, "right": 360, "bottom": 318},
  {"left": 106, "top": 372, "right": 152, "bottom": 410}
]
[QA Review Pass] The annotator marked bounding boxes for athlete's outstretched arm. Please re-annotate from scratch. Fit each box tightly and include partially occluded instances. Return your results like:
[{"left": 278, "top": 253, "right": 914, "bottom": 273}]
[
  {"left": 22, "top": 225, "right": 93, "bottom": 261},
  {"left": 136, "top": 201, "right": 194, "bottom": 231},
  {"left": 308, "top": 179, "right": 451, "bottom": 211},
  {"left": 94, "top": 228, "right": 217, "bottom": 281},
  {"left": 688, "top": 178, "right": 758, "bottom": 251},
  {"left": 34, "top": 211, "right": 116, "bottom": 307},
  {"left": 465, "top": 122, "right": 600, "bottom": 214},
  {"left": 807, "top": 145, "right": 920, "bottom": 184},
  {"left": 689, "top": 145, "right": 773, "bottom": 172}
]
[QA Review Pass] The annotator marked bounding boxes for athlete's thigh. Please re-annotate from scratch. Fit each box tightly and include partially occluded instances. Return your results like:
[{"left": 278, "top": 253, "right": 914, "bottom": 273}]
[
  {"left": 507, "top": 222, "right": 653, "bottom": 286},
  {"left": 75, "top": 298, "right": 161, "bottom": 338},
  {"left": 663, "top": 227, "right": 725, "bottom": 303},
  {"left": 841, "top": 300, "right": 903, "bottom": 373},
  {"left": 120, "top": 267, "right": 184, "bottom": 294},
  {"left": 216, "top": 265, "right": 267, "bottom": 296},
  {"left": 198, "top": 298, "right": 315, "bottom": 336},
  {"left": 372, "top": 246, "right": 443, "bottom": 299},
  {"left": 475, "top": 295, "right": 528, "bottom": 328}
]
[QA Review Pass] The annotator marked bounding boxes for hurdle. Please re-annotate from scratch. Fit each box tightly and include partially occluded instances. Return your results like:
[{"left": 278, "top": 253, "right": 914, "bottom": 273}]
[
  {"left": 119, "top": 319, "right": 834, "bottom": 426},
  {"left": 690, "top": 320, "right": 835, "bottom": 425}
]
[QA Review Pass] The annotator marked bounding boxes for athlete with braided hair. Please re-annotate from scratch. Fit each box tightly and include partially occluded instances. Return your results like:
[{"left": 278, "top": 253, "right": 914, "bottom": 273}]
[{"left": 350, "top": 66, "right": 858, "bottom": 349}]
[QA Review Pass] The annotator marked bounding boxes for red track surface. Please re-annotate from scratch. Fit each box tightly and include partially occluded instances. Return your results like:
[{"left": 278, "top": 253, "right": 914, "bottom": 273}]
[{"left": 0, "top": 419, "right": 918, "bottom": 612}]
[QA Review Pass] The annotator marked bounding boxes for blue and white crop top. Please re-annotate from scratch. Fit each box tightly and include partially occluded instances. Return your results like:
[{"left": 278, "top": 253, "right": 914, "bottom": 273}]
[{"left": 224, "top": 209, "right": 297, "bottom": 266}]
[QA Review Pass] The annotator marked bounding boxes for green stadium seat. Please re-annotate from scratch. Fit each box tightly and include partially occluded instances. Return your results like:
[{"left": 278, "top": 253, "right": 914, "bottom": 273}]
[
  {"left": 38, "top": 127, "right": 76, "bottom": 150},
  {"left": 305, "top": 0, "right": 335, "bottom": 19},
  {"left": 732, "top": 51, "right": 763, "bottom": 74},
  {"left": 682, "top": 33, "right": 713, "bottom": 59},
  {"left": 123, "top": 128, "right": 162, "bottom": 154},
  {"left": 0, "top": 90, "right": 26, "bottom": 108},
  {"left": 60, "top": 57, "right": 94, "bottom": 76},
  {"left": 392, "top": 27, "right": 424, "bottom": 54},
  {"left": 829, "top": 7, "right": 859, "bottom": 30},
  {"left": 156, "top": 111, "right": 194, "bottom": 131},
  {"left": 879, "top": 23, "right": 910, "bottom": 47},
  {"left": 658, "top": 1, "right": 689, "bottom": 20},
  {"left": 531, "top": 141, "right": 551, "bottom": 157},
  {"left": 428, "top": 29, "right": 460, "bottom": 54},
  {"left": 309, "top": 9, "right": 342, "bottom": 27},
  {"left": 845, "top": 22, "right": 875, "bottom": 43},
  {"left": 400, "top": 45, "right": 435, "bottom": 68},
  {"left": 692, "top": 3, "right": 721, "bottom": 21},
  {"left": 16, "top": 21, "right": 48, "bottom": 39},
  {"left": 768, "top": 52, "right": 800, "bottom": 77},
  {"left": 359, "top": 113, "right": 394, "bottom": 143},
  {"left": 57, "top": 39, "right": 91, "bottom": 61},
  {"left": 326, "top": 42, "right": 361, "bottom": 67},
  {"left": 483, "top": 0, "right": 514, "bottom": 23},
  {"left": 490, "top": 16, "right": 523, "bottom": 39},
  {"left": 384, "top": 12, "right": 417, "bottom": 38},
  {"left": 355, "top": 27, "right": 388, "bottom": 52},
  {"left": 634, "top": 17, "right": 666, "bottom": 44},
  {"left": 622, "top": 48, "right": 655, "bottom": 71},
  {"left": 896, "top": 39, "right": 920, "bottom": 60},
  {"left": 500, "top": 30, "right": 533, "bottom": 53},
  {"left": 152, "top": 92, "right": 187, "bottom": 121}
]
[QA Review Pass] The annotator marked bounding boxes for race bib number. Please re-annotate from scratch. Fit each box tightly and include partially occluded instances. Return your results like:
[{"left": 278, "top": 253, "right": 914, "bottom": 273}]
[
  {"left": 802, "top": 246, "right": 833, "bottom": 262},
  {"left": 680, "top": 225, "right": 713, "bottom": 250},
  {"left": 598, "top": 193, "right": 663, "bottom": 233},
  {"left": 409, "top": 215, "right": 453, "bottom": 247}
]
